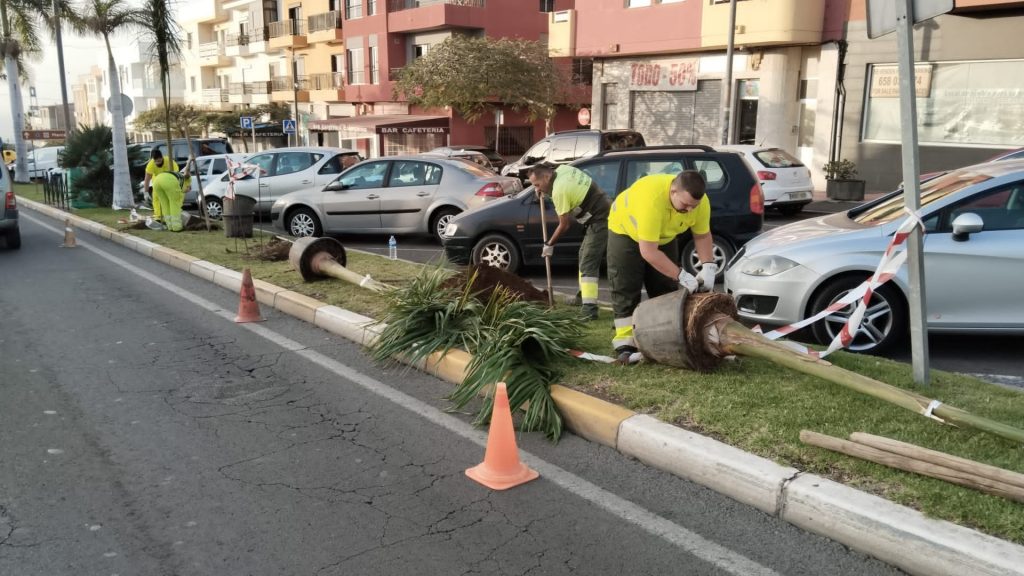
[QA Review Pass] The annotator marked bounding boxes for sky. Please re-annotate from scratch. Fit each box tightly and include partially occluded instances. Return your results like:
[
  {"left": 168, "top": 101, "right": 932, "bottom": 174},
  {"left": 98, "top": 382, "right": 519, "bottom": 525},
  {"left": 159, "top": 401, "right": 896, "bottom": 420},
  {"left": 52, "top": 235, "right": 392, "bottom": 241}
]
[{"left": 0, "top": 0, "right": 207, "bottom": 143}]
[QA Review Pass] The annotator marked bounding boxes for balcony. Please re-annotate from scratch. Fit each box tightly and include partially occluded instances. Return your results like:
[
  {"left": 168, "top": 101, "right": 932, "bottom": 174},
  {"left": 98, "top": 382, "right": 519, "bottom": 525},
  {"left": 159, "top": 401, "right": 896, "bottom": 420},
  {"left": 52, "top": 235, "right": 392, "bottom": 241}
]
[
  {"left": 202, "top": 88, "right": 230, "bottom": 110},
  {"left": 307, "top": 10, "right": 343, "bottom": 44},
  {"left": 268, "top": 20, "right": 307, "bottom": 50},
  {"left": 228, "top": 82, "right": 249, "bottom": 104},
  {"left": 271, "top": 75, "right": 310, "bottom": 103},
  {"left": 547, "top": 9, "right": 575, "bottom": 57},
  {"left": 700, "top": 0, "right": 824, "bottom": 49},
  {"left": 247, "top": 80, "right": 272, "bottom": 104},
  {"left": 225, "top": 32, "right": 251, "bottom": 56},
  {"left": 387, "top": 0, "right": 485, "bottom": 33},
  {"left": 197, "top": 42, "right": 231, "bottom": 68},
  {"left": 310, "top": 72, "right": 345, "bottom": 102}
]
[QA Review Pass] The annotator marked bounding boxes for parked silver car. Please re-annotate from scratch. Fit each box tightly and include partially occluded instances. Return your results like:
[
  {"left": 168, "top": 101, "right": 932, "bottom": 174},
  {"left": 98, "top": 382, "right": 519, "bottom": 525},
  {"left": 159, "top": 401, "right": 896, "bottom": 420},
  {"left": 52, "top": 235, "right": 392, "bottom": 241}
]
[
  {"left": 182, "top": 153, "right": 246, "bottom": 207},
  {"left": 725, "top": 160, "right": 1024, "bottom": 353},
  {"left": 271, "top": 155, "right": 523, "bottom": 241},
  {"left": 201, "top": 147, "right": 360, "bottom": 217}
]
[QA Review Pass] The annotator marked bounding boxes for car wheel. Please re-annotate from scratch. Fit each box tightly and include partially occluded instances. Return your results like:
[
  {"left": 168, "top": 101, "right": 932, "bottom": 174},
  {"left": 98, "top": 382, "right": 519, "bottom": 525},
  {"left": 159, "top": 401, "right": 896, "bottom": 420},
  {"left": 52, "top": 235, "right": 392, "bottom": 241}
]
[
  {"left": 430, "top": 207, "right": 461, "bottom": 243},
  {"left": 205, "top": 196, "right": 224, "bottom": 219},
  {"left": 777, "top": 205, "right": 803, "bottom": 216},
  {"left": 681, "top": 237, "right": 734, "bottom": 281},
  {"left": 286, "top": 207, "right": 322, "bottom": 238},
  {"left": 471, "top": 234, "right": 521, "bottom": 273},
  {"left": 5, "top": 228, "right": 21, "bottom": 250},
  {"left": 808, "top": 276, "right": 907, "bottom": 354}
]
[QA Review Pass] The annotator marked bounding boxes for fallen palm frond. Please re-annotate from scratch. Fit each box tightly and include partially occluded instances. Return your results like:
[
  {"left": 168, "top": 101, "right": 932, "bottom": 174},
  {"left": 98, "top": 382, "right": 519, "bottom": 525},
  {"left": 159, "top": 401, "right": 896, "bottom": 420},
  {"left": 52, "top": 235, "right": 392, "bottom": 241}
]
[{"left": 450, "top": 288, "right": 583, "bottom": 440}]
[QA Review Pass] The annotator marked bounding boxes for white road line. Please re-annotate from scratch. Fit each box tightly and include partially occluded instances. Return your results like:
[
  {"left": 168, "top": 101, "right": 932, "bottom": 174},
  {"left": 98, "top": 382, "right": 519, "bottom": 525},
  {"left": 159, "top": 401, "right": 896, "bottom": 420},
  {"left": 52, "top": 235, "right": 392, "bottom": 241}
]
[{"left": 25, "top": 213, "right": 781, "bottom": 576}]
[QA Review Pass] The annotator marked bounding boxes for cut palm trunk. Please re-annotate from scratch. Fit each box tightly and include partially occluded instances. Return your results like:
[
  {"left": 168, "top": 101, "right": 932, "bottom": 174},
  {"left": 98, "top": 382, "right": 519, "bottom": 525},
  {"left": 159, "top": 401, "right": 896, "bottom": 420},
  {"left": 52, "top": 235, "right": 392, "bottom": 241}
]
[
  {"left": 632, "top": 291, "right": 1024, "bottom": 445},
  {"left": 289, "top": 237, "right": 392, "bottom": 292},
  {"left": 800, "top": 430, "right": 1024, "bottom": 503},
  {"left": 848, "top": 432, "right": 1024, "bottom": 490}
]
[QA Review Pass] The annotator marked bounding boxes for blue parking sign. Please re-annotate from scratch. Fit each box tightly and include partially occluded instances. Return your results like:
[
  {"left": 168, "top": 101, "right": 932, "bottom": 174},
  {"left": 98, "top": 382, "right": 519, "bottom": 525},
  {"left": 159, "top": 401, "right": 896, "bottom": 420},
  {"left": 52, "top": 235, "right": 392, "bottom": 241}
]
[
  {"left": 283, "top": 119, "right": 296, "bottom": 134},
  {"left": 240, "top": 116, "right": 253, "bottom": 130}
]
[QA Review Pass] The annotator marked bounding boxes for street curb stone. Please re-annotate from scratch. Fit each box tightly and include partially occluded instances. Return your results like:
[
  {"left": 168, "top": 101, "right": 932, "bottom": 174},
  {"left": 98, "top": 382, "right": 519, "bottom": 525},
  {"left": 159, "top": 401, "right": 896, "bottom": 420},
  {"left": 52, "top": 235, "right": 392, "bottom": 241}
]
[{"left": 18, "top": 197, "right": 1024, "bottom": 576}]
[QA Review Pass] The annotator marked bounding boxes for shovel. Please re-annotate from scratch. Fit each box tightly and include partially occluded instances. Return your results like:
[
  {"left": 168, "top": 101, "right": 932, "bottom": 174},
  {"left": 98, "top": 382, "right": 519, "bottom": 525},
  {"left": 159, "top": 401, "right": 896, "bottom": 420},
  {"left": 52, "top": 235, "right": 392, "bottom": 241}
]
[{"left": 536, "top": 188, "right": 555, "bottom": 307}]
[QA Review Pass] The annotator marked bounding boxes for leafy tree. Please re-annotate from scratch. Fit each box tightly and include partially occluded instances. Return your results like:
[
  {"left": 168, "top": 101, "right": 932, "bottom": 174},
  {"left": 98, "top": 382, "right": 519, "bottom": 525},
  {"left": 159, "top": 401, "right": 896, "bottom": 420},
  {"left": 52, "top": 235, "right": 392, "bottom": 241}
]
[
  {"left": 138, "top": 0, "right": 182, "bottom": 177},
  {"left": 75, "top": 0, "right": 144, "bottom": 209},
  {"left": 60, "top": 123, "right": 143, "bottom": 206},
  {"left": 133, "top": 104, "right": 217, "bottom": 138},
  {"left": 393, "top": 35, "right": 569, "bottom": 124}
]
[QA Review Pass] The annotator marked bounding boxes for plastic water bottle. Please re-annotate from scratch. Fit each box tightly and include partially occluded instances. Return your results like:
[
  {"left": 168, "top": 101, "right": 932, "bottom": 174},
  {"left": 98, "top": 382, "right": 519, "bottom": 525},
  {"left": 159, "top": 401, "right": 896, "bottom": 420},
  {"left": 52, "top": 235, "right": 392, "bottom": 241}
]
[
  {"left": 388, "top": 235, "right": 397, "bottom": 260},
  {"left": 129, "top": 208, "right": 140, "bottom": 222}
]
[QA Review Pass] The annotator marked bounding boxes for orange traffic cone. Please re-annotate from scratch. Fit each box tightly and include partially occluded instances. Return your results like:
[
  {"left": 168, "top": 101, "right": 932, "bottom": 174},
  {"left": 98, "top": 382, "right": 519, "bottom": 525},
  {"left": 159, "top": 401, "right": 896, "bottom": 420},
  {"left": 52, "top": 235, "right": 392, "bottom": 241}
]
[
  {"left": 60, "top": 219, "right": 77, "bottom": 248},
  {"left": 465, "top": 382, "right": 539, "bottom": 490},
  {"left": 234, "top": 268, "right": 264, "bottom": 323}
]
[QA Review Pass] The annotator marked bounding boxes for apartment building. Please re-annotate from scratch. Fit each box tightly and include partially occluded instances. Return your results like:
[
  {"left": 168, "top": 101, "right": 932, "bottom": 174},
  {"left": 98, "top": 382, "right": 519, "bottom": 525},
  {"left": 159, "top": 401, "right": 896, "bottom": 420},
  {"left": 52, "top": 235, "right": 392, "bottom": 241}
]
[
  {"left": 109, "top": 42, "right": 187, "bottom": 141},
  {"left": 550, "top": 0, "right": 845, "bottom": 187},
  {"left": 72, "top": 66, "right": 106, "bottom": 128},
  {"left": 833, "top": 0, "right": 1024, "bottom": 191},
  {"left": 38, "top": 104, "right": 76, "bottom": 131}
]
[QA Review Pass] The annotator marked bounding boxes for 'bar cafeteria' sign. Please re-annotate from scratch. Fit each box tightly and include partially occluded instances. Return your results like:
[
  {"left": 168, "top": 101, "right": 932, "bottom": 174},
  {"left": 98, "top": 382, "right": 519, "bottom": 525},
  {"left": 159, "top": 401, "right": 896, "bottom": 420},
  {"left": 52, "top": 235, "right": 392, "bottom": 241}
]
[{"left": 629, "top": 59, "right": 698, "bottom": 91}]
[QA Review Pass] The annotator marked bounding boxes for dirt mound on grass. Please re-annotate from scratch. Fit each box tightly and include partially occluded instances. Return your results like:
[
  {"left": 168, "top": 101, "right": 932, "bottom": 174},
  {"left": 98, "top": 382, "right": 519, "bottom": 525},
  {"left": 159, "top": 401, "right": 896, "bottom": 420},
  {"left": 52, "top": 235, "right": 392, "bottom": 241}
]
[
  {"left": 247, "top": 237, "right": 291, "bottom": 261},
  {"left": 442, "top": 265, "right": 549, "bottom": 304}
]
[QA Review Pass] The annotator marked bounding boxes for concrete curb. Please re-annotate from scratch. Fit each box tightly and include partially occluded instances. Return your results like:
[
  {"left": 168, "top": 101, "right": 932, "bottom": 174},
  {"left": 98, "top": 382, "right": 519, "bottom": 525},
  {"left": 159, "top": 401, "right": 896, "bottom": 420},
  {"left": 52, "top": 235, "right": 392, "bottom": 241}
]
[{"left": 20, "top": 198, "right": 1024, "bottom": 576}]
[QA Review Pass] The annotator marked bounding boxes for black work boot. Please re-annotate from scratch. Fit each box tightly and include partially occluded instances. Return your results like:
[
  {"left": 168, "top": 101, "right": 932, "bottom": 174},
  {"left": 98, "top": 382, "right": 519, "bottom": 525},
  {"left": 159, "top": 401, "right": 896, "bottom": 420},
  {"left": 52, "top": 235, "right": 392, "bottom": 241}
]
[
  {"left": 581, "top": 304, "right": 599, "bottom": 321},
  {"left": 614, "top": 345, "right": 638, "bottom": 364}
]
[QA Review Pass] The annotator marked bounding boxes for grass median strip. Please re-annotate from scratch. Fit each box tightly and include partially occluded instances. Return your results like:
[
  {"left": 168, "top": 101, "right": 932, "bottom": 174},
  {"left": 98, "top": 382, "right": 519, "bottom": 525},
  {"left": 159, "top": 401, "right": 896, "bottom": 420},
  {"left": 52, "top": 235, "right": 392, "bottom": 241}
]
[{"left": 22, "top": 185, "right": 1024, "bottom": 545}]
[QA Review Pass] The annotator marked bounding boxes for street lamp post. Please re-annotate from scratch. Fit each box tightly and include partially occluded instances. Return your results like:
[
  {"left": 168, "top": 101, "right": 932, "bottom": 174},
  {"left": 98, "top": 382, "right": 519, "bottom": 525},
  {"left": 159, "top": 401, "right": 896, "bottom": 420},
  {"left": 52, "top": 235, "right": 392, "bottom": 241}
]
[
  {"left": 719, "top": 0, "right": 738, "bottom": 145},
  {"left": 53, "top": 0, "right": 73, "bottom": 135}
]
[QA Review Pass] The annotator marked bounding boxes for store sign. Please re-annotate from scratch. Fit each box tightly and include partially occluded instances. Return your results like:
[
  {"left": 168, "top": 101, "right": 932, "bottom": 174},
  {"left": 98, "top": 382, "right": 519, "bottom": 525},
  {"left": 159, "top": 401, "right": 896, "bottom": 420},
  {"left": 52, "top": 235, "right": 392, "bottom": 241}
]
[
  {"left": 629, "top": 59, "right": 698, "bottom": 92},
  {"left": 378, "top": 126, "right": 448, "bottom": 134},
  {"left": 22, "top": 130, "right": 65, "bottom": 140},
  {"left": 870, "top": 65, "right": 933, "bottom": 98}
]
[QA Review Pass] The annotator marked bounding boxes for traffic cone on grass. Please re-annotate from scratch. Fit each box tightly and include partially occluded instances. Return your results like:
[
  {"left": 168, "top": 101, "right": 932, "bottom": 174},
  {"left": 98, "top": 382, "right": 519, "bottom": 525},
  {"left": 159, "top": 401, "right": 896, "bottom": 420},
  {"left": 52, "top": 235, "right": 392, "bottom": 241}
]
[
  {"left": 465, "top": 382, "right": 539, "bottom": 490},
  {"left": 60, "top": 219, "right": 77, "bottom": 248},
  {"left": 234, "top": 268, "right": 264, "bottom": 323}
]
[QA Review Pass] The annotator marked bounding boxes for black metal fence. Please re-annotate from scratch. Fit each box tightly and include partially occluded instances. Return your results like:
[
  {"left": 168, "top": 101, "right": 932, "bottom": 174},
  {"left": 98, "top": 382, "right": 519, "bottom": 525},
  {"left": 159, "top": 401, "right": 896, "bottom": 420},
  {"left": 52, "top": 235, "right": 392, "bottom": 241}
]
[{"left": 43, "top": 172, "right": 70, "bottom": 211}]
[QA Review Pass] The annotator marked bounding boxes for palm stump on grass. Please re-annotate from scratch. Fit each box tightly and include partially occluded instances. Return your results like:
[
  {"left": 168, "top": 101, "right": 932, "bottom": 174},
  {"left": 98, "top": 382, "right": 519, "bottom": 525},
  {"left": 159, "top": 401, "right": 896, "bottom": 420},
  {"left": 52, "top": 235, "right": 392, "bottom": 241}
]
[{"left": 634, "top": 291, "right": 1024, "bottom": 445}]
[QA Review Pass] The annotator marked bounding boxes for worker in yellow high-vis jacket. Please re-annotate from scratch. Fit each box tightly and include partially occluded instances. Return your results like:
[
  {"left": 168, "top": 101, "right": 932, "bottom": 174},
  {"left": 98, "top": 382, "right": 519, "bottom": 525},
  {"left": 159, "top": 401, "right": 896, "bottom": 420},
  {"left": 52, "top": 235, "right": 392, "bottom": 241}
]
[
  {"left": 528, "top": 163, "right": 610, "bottom": 321},
  {"left": 149, "top": 157, "right": 192, "bottom": 232},
  {"left": 606, "top": 170, "right": 716, "bottom": 361},
  {"left": 143, "top": 149, "right": 179, "bottom": 223}
]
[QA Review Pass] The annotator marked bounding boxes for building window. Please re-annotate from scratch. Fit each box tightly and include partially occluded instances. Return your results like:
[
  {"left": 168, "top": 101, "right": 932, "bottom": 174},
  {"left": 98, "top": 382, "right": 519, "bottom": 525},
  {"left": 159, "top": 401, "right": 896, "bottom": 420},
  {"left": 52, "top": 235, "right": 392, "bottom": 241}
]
[
  {"left": 627, "top": 0, "right": 652, "bottom": 7},
  {"left": 347, "top": 47, "right": 365, "bottom": 84},
  {"left": 369, "top": 46, "right": 379, "bottom": 84},
  {"left": 862, "top": 60, "right": 1024, "bottom": 147},
  {"left": 190, "top": 76, "right": 196, "bottom": 92},
  {"left": 187, "top": 32, "right": 193, "bottom": 49},
  {"left": 571, "top": 59, "right": 593, "bottom": 85},
  {"left": 367, "top": 0, "right": 377, "bottom": 16},
  {"left": 345, "top": 0, "right": 362, "bottom": 19},
  {"left": 413, "top": 43, "right": 429, "bottom": 60},
  {"left": 601, "top": 83, "right": 618, "bottom": 130},
  {"left": 539, "top": 0, "right": 554, "bottom": 11}
]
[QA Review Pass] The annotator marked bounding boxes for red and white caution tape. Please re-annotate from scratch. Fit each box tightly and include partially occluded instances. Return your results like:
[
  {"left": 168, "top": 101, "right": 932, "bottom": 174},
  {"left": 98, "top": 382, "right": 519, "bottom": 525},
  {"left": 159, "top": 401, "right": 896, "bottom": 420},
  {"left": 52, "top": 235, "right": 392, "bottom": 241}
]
[
  {"left": 756, "top": 209, "right": 924, "bottom": 358},
  {"left": 224, "top": 158, "right": 262, "bottom": 200}
]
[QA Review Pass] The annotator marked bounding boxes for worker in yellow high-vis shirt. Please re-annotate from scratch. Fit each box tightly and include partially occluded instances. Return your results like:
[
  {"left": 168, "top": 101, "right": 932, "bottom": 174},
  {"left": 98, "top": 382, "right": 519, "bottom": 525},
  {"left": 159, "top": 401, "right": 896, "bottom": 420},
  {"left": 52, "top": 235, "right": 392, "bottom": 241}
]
[
  {"left": 143, "top": 149, "right": 179, "bottom": 223},
  {"left": 606, "top": 170, "right": 716, "bottom": 361},
  {"left": 528, "top": 163, "right": 610, "bottom": 320}
]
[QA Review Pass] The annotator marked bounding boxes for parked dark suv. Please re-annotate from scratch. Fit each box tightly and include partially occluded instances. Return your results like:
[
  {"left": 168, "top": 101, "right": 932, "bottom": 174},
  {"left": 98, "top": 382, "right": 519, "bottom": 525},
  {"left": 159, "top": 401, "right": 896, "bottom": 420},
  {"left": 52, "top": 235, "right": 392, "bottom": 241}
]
[
  {"left": 442, "top": 145, "right": 764, "bottom": 278},
  {"left": 501, "top": 129, "right": 645, "bottom": 182}
]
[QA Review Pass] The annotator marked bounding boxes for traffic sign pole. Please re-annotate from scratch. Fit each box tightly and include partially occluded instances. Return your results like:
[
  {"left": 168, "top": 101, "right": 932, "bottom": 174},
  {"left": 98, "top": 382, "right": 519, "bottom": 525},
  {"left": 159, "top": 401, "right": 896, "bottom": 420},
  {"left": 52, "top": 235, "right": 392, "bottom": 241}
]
[{"left": 896, "top": 0, "right": 930, "bottom": 386}]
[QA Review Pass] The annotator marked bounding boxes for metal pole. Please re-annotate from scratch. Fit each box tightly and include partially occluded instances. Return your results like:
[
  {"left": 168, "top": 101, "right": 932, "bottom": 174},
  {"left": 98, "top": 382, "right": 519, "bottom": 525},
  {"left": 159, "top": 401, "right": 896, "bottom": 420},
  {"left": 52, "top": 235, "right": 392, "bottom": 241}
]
[
  {"left": 719, "top": 0, "right": 737, "bottom": 145},
  {"left": 53, "top": 0, "right": 73, "bottom": 135},
  {"left": 291, "top": 48, "right": 299, "bottom": 147},
  {"left": 895, "top": 0, "right": 930, "bottom": 385}
]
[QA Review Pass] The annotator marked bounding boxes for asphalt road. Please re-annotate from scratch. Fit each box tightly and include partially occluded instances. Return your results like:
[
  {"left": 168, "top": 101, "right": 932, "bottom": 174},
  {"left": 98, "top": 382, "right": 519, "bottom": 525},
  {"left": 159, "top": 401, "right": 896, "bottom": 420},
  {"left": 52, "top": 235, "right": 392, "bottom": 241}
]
[
  {"left": 317, "top": 211, "right": 1024, "bottom": 387},
  {"left": 0, "top": 212, "right": 904, "bottom": 575}
]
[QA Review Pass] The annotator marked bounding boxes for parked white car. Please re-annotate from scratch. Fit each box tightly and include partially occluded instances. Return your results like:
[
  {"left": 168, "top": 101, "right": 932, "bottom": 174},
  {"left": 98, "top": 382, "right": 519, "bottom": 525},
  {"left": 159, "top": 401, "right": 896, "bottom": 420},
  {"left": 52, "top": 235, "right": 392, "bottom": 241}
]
[
  {"left": 201, "top": 147, "right": 360, "bottom": 217},
  {"left": 720, "top": 145, "right": 812, "bottom": 215},
  {"left": 16, "top": 146, "right": 65, "bottom": 180},
  {"left": 725, "top": 160, "right": 1024, "bottom": 354},
  {"left": 182, "top": 153, "right": 246, "bottom": 208}
]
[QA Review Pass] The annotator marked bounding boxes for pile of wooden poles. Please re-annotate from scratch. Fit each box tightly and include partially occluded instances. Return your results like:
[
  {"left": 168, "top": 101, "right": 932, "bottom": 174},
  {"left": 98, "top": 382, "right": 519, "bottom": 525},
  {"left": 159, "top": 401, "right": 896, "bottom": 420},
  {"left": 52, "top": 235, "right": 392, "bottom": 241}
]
[{"left": 801, "top": 431, "right": 1024, "bottom": 503}]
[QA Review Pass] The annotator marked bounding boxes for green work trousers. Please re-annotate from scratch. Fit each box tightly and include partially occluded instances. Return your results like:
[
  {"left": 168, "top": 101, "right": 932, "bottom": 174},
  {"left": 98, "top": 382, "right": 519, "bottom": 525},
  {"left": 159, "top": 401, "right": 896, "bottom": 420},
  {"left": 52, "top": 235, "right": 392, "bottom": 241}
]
[
  {"left": 578, "top": 218, "right": 608, "bottom": 305},
  {"left": 607, "top": 231, "right": 679, "bottom": 349}
]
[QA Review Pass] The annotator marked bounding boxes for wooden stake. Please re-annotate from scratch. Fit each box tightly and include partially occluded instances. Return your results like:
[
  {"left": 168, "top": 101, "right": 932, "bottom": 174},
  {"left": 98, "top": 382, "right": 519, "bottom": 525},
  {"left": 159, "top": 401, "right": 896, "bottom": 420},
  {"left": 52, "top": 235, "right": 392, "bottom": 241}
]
[
  {"left": 849, "top": 432, "right": 1024, "bottom": 491},
  {"left": 800, "top": 430, "right": 1024, "bottom": 503}
]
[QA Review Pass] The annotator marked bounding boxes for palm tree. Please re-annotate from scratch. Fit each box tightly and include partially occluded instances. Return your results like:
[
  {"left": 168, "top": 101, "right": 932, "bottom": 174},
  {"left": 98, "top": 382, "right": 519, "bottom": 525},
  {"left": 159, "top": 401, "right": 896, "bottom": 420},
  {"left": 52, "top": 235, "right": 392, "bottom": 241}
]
[
  {"left": 2, "top": 0, "right": 49, "bottom": 183},
  {"left": 138, "top": 0, "right": 181, "bottom": 177},
  {"left": 74, "top": 0, "right": 142, "bottom": 209}
]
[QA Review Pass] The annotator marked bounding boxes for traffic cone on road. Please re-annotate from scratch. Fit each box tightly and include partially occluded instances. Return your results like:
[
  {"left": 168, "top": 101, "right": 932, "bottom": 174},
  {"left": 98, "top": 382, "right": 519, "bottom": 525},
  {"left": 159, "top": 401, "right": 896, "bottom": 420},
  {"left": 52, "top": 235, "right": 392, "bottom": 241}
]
[
  {"left": 465, "top": 382, "right": 539, "bottom": 490},
  {"left": 60, "top": 219, "right": 77, "bottom": 248},
  {"left": 234, "top": 268, "right": 264, "bottom": 323}
]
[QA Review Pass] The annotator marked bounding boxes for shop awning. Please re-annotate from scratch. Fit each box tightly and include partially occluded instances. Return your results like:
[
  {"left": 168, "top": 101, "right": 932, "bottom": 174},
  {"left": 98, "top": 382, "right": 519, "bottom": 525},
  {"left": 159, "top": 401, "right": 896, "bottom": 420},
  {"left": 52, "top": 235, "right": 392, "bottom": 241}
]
[{"left": 307, "top": 114, "right": 450, "bottom": 137}]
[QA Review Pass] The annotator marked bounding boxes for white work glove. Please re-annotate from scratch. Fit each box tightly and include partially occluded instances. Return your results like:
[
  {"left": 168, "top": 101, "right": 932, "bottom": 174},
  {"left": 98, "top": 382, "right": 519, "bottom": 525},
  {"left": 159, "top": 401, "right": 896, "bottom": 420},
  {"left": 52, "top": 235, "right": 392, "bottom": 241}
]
[
  {"left": 677, "top": 269, "right": 698, "bottom": 293},
  {"left": 697, "top": 262, "right": 718, "bottom": 292},
  {"left": 541, "top": 243, "right": 554, "bottom": 258}
]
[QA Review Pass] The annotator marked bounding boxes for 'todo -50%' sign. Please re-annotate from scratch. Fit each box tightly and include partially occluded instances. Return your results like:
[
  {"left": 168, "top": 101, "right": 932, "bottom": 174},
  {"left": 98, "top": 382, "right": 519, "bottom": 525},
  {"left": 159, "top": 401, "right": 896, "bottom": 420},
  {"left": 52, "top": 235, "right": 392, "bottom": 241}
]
[{"left": 629, "top": 59, "right": 698, "bottom": 91}]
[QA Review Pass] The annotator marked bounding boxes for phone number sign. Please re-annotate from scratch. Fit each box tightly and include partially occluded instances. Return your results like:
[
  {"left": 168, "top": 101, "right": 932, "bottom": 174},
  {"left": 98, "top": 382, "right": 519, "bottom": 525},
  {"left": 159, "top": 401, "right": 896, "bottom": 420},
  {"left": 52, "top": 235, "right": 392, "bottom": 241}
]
[{"left": 629, "top": 59, "right": 698, "bottom": 92}]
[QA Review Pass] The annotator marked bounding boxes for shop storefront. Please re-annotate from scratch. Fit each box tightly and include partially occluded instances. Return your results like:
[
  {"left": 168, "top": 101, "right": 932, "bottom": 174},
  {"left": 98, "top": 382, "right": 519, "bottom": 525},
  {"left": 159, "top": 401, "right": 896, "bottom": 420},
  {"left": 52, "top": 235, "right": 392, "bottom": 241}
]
[{"left": 307, "top": 115, "right": 450, "bottom": 158}]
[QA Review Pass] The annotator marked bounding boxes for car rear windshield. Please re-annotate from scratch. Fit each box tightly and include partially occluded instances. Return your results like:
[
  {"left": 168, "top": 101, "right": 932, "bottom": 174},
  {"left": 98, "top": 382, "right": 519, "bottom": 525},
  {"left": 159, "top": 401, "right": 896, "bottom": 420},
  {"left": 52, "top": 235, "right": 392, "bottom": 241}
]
[
  {"left": 853, "top": 171, "right": 993, "bottom": 226},
  {"left": 602, "top": 132, "right": 645, "bottom": 150},
  {"left": 753, "top": 149, "right": 803, "bottom": 168},
  {"left": 451, "top": 158, "right": 493, "bottom": 178}
]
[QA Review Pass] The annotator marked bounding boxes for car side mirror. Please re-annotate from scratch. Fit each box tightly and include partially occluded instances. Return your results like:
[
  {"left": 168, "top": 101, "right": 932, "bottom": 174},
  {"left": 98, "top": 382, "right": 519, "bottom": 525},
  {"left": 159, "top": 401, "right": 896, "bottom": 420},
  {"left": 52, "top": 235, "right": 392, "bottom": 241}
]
[
  {"left": 951, "top": 212, "right": 983, "bottom": 242},
  {"left": 324, "top": 181, "right": 348, "bottom": 192}
]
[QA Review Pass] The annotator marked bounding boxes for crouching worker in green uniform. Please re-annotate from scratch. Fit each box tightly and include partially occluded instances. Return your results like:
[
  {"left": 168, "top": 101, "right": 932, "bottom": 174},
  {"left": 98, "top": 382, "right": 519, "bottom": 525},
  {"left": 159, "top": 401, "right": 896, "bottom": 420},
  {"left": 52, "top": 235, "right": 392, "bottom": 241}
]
[
  {"left": 607, "top": 170, "right": 717, "bottom": 361},
  {"left": 528, "top": 163, "right": 611, "bottom": 321},
  {"left": 150, "top": 158, "right": 192, "bottom": 232}
]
